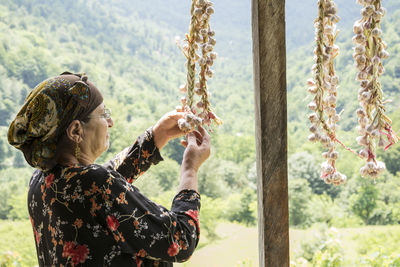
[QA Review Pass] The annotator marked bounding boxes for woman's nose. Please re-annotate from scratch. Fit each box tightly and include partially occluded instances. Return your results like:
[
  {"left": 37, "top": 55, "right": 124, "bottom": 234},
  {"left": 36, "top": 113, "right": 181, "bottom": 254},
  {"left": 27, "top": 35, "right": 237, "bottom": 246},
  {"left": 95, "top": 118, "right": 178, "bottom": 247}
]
[{"left": 107, "top": 117, "right": 114, "bottom": 128}]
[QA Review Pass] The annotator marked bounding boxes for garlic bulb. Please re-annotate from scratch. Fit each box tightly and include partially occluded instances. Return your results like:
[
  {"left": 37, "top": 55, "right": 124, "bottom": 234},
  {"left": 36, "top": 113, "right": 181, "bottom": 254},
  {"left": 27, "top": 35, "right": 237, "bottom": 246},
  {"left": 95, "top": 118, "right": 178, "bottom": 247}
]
[
  {"left": 308, "top": 0, "right": 346, "bottom": 185},
  {"left": 353, "top": 0, "right": 398, "bottom": 179},
  {"left": 177, "top": 0, "right": 222, "bottom": 132}
]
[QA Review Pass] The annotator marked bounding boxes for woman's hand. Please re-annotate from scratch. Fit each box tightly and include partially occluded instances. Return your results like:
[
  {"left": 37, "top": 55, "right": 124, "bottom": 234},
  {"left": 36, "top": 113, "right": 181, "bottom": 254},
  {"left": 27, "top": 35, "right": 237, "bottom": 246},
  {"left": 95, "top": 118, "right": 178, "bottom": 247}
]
[
  {"left": 152, "top": 111, "right": 186, "bottom": 150},
  {"left": 178, "top": 125, "right": 210, "bottom": 192},
  {"left": 181, "top": 125, "right": 211, "bottom": 172}
]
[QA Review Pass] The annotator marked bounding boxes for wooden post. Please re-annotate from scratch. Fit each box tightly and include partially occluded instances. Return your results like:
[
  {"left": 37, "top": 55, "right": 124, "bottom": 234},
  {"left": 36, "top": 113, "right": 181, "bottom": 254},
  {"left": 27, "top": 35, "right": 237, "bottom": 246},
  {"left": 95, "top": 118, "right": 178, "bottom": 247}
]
[{"left": 252, "top": 0, "right": 289, "bottom": 266}]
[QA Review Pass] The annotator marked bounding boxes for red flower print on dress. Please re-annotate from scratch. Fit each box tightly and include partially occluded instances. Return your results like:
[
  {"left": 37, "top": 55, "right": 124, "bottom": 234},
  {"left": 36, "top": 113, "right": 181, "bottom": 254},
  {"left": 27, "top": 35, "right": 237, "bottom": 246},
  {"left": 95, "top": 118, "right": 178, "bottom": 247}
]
[
  {"left": 62, "top": 241, "right": 75, "bottom": 257},
  {"left": 185, "top": 209, "right": 200, "bottom": 229},
  {"left": 106, "top": 215, "right": 120, "bottom": 231},
  {"left": 33, "top": 227, "right": 41, "bottom": 244},
  {"left": 167, "top": 242, "right": 180, "bottom": 257},
  {"left": 142, "top": 149, "right": 150, "bottom": 159},
  {"left": 136, "top": 257, "right": 143, "bottom": 267},
  {"left": 29, "top": 216, "right": 41, "bottom": 244},
  {"left": 45, "top": 173, "right": 54, "bottom": 188},
  {"left": 62, "top": 241, "right": 90, "bottom": 266}
]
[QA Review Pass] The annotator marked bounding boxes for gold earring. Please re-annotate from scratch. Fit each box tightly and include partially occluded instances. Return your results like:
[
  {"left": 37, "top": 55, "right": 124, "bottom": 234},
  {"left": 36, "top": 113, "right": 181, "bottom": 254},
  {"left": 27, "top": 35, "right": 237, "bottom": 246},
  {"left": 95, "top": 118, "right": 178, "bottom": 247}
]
[{"left": 75, "top": 142, "right": 80, "bottom": 160}]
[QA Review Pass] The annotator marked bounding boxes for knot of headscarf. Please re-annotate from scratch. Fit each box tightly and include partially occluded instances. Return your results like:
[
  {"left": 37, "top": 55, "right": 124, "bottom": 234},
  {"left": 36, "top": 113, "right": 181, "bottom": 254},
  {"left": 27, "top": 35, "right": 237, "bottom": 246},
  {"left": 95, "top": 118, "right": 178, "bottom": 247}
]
[{"left": 7, "top": 72, "right": 103, "bottom": 171}]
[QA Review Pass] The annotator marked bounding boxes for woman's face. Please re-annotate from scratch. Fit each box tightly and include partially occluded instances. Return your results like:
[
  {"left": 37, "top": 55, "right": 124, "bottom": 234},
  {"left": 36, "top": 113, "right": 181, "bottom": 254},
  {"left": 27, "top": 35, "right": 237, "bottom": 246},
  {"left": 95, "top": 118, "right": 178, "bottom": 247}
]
[{"left": 81, "top": 103, "right": 113, "bottom": 160}]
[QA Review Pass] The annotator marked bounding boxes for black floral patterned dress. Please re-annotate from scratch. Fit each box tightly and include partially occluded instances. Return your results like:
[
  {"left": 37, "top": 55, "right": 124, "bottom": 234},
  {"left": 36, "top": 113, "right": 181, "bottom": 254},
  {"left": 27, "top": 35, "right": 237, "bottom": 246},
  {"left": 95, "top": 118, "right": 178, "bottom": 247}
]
[{"left": 28, "top": 128, "right": 201, "bottom": 267}]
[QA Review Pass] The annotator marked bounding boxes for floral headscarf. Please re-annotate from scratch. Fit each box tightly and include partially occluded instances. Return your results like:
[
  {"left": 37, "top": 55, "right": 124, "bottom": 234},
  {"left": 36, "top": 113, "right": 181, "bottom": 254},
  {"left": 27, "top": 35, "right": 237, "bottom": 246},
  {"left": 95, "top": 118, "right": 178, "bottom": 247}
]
[{"left": 8, "top": 72, "right": 103, "bottom": 171}]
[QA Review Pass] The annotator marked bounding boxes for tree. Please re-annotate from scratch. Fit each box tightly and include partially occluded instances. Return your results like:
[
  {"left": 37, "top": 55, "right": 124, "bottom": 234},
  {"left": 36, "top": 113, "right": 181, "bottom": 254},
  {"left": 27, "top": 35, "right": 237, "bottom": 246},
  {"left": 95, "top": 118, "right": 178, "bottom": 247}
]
[
  {"left": 0, "top": 138, "right": 6, "bottom": 166},
  {"left": 13, "top": 152, "right": 26, "bottom": 168},
  {"left": 378, "top": 146, "right": 400, "bottom": 175},
  {"left": 146, "top": 157, "right": 180, "bottom": 191},
  {"left": 350, "top": 181, "right": 378, "bottom": 225},
  {"left": 8, "top": 192, "right": 29, "bottom": 220},
  {"left": 230, "top": 188, "right": 257, "bottom": 226},
  {"left": 289, "top": 152, "right": 340, "bottom": 199},
  {"left": 162, "top": 139, "right": 185, "bottom": 164},
  {"left": 288, "top": 178, "right": 312, "bottom": 227}
]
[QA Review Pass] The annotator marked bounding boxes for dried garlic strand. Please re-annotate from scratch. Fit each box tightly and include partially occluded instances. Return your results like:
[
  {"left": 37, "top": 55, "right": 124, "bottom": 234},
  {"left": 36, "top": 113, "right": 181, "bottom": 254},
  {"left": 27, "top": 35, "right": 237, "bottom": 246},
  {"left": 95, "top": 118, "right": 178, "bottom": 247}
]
[
  {"left": 353, "top": 0, "right": 398, "bottom": 178},
  {"left": 177, "top": 0, "right": 222, "bottom": 133},
  {"left": 308, "top": 0, "right": 347, "bottom": 186}
]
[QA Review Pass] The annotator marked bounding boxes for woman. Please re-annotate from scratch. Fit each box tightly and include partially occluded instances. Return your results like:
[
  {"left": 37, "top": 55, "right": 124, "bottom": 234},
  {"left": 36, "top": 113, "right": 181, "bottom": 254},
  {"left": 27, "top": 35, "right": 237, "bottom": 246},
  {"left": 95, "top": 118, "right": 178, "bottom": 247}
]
[{"left": 7, "top": 72, "right": 210, "bottom": 266}]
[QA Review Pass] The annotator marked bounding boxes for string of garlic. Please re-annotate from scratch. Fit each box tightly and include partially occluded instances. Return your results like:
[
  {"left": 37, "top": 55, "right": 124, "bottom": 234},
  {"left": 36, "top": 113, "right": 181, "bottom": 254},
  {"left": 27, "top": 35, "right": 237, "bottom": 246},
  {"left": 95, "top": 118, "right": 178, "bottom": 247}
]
[
  {"left": 177, "top": 0, "right": 222, "bottom": 133},
  {"left": 353, "top": 0, "right": 398, "bottom": 178},
  {"left": 308, "top": 0, "right": 346, "bottom": 185}
]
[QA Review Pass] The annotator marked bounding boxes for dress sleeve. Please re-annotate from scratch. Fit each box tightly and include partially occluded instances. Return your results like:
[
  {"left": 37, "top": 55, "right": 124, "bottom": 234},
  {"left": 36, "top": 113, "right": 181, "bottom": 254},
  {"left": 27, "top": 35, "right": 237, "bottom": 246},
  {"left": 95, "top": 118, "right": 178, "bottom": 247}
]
[
  {"left": 102, "top": 127, "right": 164, "bottom": 183},
  {"left": 85, "top": 166, "right": 201, "bottom": 264}
]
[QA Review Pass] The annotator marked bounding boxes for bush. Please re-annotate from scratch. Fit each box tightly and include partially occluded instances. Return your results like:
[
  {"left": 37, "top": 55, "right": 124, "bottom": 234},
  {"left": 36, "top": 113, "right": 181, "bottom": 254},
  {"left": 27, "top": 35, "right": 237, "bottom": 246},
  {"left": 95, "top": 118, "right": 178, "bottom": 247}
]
[
  {"left": 0, "top": 251, "right": 23, "bottom": 267},
  {"left": 289, "top": 178, "right": 312, "bottom": 227},
  {"left": 223, "top": 188, "right": 257, "bottom": 226},
  {"left": 355, "top": 226, "right": 400, "bottom": 257},
  {"left": 350, "top": 181, "right": 378, "bottom": 225},
  {"left": 306, "top": 194, "right": 340, "bottom": 226},
  {"left": 357, "top": 249, "right": 400, "bottom": 267},
  {"left": 0, "top": 167, "right": 32, "bottom": 220},
  {"left": 294, "top": 226, "right": 344, "bottom": 267}
]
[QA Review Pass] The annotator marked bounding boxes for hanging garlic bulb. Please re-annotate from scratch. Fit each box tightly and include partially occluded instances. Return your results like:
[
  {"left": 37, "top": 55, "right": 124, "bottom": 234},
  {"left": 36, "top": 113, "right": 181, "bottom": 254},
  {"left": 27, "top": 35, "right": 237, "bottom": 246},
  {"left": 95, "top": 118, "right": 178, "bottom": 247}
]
[
  {"left": 353, "top": 0, "right": 398, "bottom": 179},
  {"left": 307, "top": 0, "right": 346, "bottom": 185},
  {"left": 177, "top": 0, "right": 222, "bottom": 133}
]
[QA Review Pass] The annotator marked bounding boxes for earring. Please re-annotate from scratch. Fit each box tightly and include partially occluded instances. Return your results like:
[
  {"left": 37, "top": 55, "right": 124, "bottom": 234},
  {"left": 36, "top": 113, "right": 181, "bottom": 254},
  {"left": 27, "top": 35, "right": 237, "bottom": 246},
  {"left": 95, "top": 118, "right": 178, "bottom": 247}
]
[{"left": 75, "top": 142, "right": 80, "bottom": 160}]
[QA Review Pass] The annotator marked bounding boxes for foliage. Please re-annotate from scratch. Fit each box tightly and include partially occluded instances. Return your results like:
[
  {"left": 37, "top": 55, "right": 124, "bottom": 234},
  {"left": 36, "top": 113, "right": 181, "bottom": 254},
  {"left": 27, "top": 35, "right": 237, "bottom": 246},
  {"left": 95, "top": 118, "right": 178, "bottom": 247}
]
[
  {"left": 0, "top": 220, "right": 37, "bottom": 267},
  {"left": 288, "top": 178, "right": 312, "bottom": 227},
  {"left": 7, "top": 192, "right": 28, "bottom": 220},
  {"left": 293, "top": 226, "right": 344, "bottom": 266},
  {"left": 378, "top": 144, "right": 400, "bottom": 176},
  {"left": 289, "top": 152, "right": 340, "bottom": 198},
  {"left": 292, "top": 225, "right": 400, "bottom": 266},
  {"left": 306, "top": 194, "right": 342, "bottom": 227},
  {"left": 0, "top": 167, "right": 32, "bottom": 220},
  {"left": 356, "top": 227, "right": 400, "bottom": 259},
  {"left": 223, "top": 188, "right": 257, "bottom": 226},
  {"left": 350, "top": 180, "right": 379, "bottom": 225},
  {"left": 0, "top": 251, "right": 23, "bottom": 267},
  {"left": 1, "top": 0, "right": 400, "bottom": 265},
  {"left": 357, "top": 249, "right": 400, "bottom": 267},
  {"left": 197, "top": 195, "right": 224, "bottom": 241},
  {"left": 144, "top": 157, "right": 180, "bottom": 191}
]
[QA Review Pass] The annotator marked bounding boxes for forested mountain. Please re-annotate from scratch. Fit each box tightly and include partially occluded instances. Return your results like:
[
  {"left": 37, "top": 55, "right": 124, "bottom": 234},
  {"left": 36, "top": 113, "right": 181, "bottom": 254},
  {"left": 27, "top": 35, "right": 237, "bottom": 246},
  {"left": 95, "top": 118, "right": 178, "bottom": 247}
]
[
  {"left": 0, "top": 0, "right": 254, "bottom": 166},
  {"left": 1, "top": 0, "right": 400, "bottom": 188},
  {"left": 286, "top": 0, "right": 400, "bottom": 156}
]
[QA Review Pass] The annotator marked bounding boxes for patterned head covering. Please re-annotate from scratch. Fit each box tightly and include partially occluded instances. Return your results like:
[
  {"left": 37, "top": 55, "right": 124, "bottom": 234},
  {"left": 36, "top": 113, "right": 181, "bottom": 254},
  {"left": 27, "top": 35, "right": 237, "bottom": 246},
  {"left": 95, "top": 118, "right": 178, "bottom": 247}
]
[{"left": 8, "top": 72, "right": 103, "bottom": 171}]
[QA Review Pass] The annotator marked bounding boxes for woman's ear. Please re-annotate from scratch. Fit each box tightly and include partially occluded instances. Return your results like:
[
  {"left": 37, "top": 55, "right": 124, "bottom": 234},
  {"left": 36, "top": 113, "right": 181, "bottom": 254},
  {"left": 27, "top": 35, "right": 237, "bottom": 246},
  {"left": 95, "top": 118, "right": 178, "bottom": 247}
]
[{"left": 65, "top": 120, "right": 84, "bottom": 143}]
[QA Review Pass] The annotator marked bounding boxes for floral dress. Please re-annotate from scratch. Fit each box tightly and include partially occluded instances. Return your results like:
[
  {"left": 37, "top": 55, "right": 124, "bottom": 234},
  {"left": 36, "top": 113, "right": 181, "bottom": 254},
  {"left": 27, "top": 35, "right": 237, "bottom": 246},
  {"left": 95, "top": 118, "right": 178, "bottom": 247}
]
[{"left": 28, "top": 128, "right": 201, "bottom": 267}]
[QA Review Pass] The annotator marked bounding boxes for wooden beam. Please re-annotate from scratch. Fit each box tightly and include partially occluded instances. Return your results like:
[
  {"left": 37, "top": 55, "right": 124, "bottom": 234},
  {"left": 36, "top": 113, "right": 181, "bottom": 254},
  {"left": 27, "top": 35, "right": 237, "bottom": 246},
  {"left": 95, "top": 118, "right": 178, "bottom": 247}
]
[{"left": 251, "top": 0, "right": 289, "bottom": 266}]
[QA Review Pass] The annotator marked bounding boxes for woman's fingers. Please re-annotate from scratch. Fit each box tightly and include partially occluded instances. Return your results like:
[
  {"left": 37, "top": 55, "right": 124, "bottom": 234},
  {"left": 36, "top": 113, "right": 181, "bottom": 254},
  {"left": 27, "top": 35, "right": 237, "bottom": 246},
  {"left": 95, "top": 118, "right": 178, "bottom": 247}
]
[
  {"left": 197, "top": 125, "right": 210, "bottom": 146},
  {"left": 186, "top": 131, "right": 197, "bottom": 145},
  {"left": 175, "top": 106, "right": 184, "bottom": 112},
  {"left": 179, "top": 123, "right": 211, "bottom": 148},
  {"left": 183, "top": 130, "right": 203, "bottom": 147},
  {"left": 168, "top": 111, "right": 185, "bottom": 121}
]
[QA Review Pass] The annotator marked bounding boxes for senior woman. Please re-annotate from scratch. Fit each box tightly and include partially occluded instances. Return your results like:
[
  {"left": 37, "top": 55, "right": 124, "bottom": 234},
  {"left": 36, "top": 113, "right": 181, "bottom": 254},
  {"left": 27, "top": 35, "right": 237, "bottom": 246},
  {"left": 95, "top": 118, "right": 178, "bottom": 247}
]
[{"left": 7, "top": 72, "right": 210, "bottom": 266}]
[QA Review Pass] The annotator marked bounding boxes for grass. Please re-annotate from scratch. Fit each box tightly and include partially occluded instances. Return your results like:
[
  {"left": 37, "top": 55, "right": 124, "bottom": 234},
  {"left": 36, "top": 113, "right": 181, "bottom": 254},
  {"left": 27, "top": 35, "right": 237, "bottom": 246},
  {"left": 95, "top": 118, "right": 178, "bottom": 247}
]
[
  {"left": 178, "top": 223, "right": 400, "bottom": 267},
  {"left": 0, "top": 220, "right": 37, "bottom": 266},
  {"left": 1, "top": 220, "right": 400, "bottom": 266}
]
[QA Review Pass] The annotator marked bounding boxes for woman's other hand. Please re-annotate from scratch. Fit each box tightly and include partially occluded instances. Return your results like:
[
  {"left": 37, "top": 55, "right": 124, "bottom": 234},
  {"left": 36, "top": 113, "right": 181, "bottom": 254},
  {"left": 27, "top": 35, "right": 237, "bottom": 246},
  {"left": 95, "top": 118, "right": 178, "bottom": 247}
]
[
  {"left": 153, "top": 111, "right": 186, "bottom": 150},
  {"left": 178, "top": 125, "right": 210, "bottom": 192}
]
